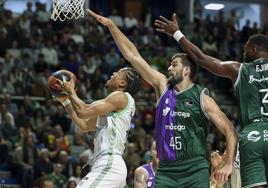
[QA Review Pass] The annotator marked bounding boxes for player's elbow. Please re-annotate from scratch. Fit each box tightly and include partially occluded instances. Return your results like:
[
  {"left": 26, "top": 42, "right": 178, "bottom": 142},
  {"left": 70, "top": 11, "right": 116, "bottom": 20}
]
[{"left": 123, "top": 51, "right": 136, "bottom": 63}]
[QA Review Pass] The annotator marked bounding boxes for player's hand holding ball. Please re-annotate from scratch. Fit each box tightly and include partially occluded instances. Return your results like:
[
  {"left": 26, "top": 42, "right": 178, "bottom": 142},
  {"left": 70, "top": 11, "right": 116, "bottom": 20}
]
[{"left": 48, "top": 70, "right": 77, "bottom": 106}]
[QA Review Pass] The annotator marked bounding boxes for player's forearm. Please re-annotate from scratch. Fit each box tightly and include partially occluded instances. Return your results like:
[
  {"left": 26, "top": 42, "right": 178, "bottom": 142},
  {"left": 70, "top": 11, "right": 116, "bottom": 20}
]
[
  {"left": 179, "top": 37, "right": 208, "bottom": 64},
  {"left": 224, "top": 125, "right": 238, "bottom": 165},
  {"left": 65, "top": 104, "right": 96, "bottom": 131},
  {"left": 70, "top": 92, "right": 87, "bottom": 112},
  {"left": 65, "top": 104, "right": 92, "bottom": 131},
  {"left": 179, "top": 37, "right": 221, "bottom": 74},
  {"left": 107, "top": 22, "right": 162, "bottom": 87}
]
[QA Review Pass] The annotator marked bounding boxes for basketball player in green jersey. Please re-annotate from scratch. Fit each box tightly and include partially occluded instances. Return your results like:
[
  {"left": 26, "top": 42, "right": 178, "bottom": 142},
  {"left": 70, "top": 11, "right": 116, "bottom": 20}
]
[
  {"left": 87, "top": 10, "right": 237, "bottom": 188},
  {"left": 155, "top": 14, "right": 268, "bottom": 188}
]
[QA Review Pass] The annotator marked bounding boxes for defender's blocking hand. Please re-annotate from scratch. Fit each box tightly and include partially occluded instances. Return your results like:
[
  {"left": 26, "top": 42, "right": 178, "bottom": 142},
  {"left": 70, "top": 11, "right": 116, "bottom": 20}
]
[
  {"left": 155, "top": 13, "right": 179, "bottom": 36},
  {"left": 86, "top": 9, "right": 113, "bottom": 26}
]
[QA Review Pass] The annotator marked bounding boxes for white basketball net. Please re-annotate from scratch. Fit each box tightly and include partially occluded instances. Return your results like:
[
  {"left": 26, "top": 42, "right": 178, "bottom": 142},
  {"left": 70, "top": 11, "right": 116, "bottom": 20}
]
[{"left": 51, "top": 0, "right": 85, "bottom": 21}]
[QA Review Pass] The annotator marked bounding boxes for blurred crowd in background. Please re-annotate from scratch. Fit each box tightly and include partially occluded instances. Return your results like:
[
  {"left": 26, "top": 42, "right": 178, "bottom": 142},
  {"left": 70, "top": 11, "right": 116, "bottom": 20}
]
[{"left": 0, "top": 1, "right": 268, "bottom": 187}]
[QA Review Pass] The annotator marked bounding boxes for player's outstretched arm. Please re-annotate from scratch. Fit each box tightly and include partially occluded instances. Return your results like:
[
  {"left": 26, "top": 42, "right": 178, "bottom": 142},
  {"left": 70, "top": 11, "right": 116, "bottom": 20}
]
[
  {"left": 203, "top": 95, "right": 238, "bottom": 182},
  {"left": 87, "top": 9, "right": 166, "bottom": 91},
  {"left": 134, "top": 167, "right": 148, "bottom": 188},
  {"left": 155, "top": 14, "right": 240, "bottom": 81}
]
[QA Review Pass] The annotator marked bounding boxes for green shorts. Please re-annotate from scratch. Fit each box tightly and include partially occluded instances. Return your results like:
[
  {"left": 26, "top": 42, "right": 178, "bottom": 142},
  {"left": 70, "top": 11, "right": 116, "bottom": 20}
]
[
  {"left": 239, "top": 122, "right": 268, "bottom": 188},
  {"left": 155, "top": 156, "right": 209, "bottom": 188}
]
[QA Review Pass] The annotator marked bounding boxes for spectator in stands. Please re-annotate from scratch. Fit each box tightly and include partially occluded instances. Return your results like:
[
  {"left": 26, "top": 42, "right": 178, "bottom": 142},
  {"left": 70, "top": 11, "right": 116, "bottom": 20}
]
[
  {"left": 34, "top": 148, "right": 53, "bottom": 183},
  {"left": 0, "top": 135, "right": 9, "bottom": 164},
  {"left": 34, "top": 54, "right": 48, "bottom": 74},
  {"left": 3, "top": 93, "right": 18, "bottom": 116},
  {"left": 58, "top": 150, "right": 75, "bottom": 178},
  {"left": 66, "top": 179, "right": 77, "bottom": 188},
  {"left": 46, "top": 162, "right": 67, "bottom": 188},
  {"left": 23, "top": 2, "right": 33, "bottom": 17},
  {"left": 52, "top": 106, "right": 71, "bottom": 133},
  {"left": 123, "top": 142, "right": 142, "bottom": 169},
  {"left": 42, "top": 179, "right": 54, "bottom": 188},
  {"left": 12, "top": 134, "right": 38, "bottom": 187},
  {"left": 68, "top": 164, "right": 82, "bottom": 185},
  {"left": 41, "top": 40, "right": 58, "bottom": 68},
  {"left": 124, "top": 12, "right": 138, "bottom": 29},
  {"left": 109, "top": 9, "right": 123, "bottom": 28},
  {"left": 241, "top": 19, "right": 252, "bottom": 42},
  {"left": 1, "top": 112, "right": 18, "bottom": 145}
]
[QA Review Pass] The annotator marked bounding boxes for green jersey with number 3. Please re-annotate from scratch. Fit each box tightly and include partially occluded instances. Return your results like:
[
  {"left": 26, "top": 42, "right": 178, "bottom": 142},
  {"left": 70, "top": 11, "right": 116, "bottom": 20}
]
[{"left": 234, "top": 58, "right": 268, "bottom": 128}]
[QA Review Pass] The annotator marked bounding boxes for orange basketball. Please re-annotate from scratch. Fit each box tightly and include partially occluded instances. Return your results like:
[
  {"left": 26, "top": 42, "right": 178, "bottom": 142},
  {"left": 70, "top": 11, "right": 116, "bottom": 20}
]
[{"left": 48, "top": 70, "right": 77, "bottom": 98}]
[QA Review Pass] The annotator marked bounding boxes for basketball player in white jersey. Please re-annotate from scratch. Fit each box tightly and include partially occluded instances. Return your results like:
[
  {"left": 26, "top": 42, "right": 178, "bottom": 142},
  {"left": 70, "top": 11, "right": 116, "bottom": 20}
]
[{"left": 57, "top": 67, "right": 140, "bottom": 188}]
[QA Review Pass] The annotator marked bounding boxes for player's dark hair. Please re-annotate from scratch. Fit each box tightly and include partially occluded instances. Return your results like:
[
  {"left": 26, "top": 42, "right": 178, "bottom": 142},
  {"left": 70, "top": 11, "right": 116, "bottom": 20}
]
[
  {"left": 123, "top": 67, "right": 141, "bottom": 95},
  {"left": 171, "top": 53, "right": 199, "bottom": 81},
  {"left": 248, "top": 34, "right": 268, "bottom": 52}
]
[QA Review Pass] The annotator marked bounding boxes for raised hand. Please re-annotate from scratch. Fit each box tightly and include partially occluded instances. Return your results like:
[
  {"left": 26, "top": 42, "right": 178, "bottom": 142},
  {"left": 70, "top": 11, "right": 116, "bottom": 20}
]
[
  {"left": 154, "top": 13, "right": 179, "bottom": 36},
  {"left": 86, "top": 9, "right": 113, "bottom": 26}
]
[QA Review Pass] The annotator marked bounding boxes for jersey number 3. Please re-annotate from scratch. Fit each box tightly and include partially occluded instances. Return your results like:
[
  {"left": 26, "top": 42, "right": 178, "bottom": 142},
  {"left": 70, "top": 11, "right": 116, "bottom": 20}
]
[{"left": 259, "top": 89, "right": 268, "bottom": 116}]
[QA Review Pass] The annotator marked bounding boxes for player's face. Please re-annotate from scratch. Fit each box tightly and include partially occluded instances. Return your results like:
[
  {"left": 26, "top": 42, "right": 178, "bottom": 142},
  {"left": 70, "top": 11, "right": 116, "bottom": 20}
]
[
  {"left": 243, "top": 41, "right": 256, "bottom": 63},
  {"left": 106, "top": 69, "right": 127, "bottom": 92},
  {"left": 167, "top": 57, "right": 187, "bottom": 86}
]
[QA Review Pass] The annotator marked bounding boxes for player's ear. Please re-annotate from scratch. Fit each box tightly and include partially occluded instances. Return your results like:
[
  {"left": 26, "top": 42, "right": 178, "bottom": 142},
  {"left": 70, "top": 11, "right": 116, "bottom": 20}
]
[
  {"left": 119, "top": 80, "right": 127, "bottom": 88},
  {"left": 183, "top": 66, "right": 191, "bottom": 76}
]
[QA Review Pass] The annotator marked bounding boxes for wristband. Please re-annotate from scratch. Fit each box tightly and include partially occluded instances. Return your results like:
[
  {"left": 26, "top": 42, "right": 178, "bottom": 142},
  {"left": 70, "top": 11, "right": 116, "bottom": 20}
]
[
  {"left": 173, "top": 30, "right": 184, "bottom": 42},
  {"left": 62, "top": 99, "right": 71, "bottom": 107}
]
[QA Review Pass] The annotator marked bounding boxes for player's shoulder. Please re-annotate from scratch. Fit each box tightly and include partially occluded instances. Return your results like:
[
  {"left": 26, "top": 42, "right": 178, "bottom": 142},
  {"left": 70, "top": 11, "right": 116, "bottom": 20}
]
[
  {"left": 134, "top": 166, "right": 148, "bottom": 177},
  {"left": 105, "top": 91, "right": 129, "bottom": 109},
  {"left": 107, "top": 91, "right": 128, "bottom": 99}
]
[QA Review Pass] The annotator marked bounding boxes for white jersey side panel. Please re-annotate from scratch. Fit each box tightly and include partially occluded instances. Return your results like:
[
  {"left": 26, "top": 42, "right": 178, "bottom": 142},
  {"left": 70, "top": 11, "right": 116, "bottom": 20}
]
[{"left": 93, "top": 92, "right": 135, "bottom": 161}]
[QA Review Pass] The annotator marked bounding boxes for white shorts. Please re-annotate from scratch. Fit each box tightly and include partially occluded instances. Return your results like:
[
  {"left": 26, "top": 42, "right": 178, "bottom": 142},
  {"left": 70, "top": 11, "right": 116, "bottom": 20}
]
[{"left": 76, "top": 155, "right": 127, "bottom": 188}]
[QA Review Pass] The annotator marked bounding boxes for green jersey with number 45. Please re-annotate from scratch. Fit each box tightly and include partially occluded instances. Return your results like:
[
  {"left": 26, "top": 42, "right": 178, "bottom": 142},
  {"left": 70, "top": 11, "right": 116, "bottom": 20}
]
[{"left": 235, "top": 58, "right": 268, "bottom": 128}]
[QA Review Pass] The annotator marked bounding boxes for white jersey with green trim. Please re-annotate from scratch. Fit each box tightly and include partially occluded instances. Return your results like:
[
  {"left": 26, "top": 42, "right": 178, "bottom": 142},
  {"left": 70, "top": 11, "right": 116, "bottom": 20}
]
[{"left": 93, "top": 92, "right": 135, "bottom": 161}]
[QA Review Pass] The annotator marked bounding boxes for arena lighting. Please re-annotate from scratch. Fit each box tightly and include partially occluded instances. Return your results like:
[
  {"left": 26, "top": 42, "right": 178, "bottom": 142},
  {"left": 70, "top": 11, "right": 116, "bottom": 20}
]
[{"left": 204, "top": 3, "right": 225, "bottom": 10}]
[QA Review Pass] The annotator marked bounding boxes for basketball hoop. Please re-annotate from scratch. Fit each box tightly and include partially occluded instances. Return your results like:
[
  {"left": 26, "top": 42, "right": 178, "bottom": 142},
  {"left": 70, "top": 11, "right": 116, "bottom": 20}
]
[{"left": 51, "top": 0, "right": 85, "bottom": 21}]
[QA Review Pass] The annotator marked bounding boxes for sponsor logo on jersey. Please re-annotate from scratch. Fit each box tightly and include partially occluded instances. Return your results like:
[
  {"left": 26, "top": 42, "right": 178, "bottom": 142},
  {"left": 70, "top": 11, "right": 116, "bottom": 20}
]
[
  {"left": 247, "top": 131, "right": 261, "bottom": 142},
  {"left": 256, "top": 63, "right": 268, "bottom": 72},
  {"left": 162, "top": 107, "right": 190, "bottom": 118},
  {"left": 264, "top": 130, "right": 268, "bottom": 141},
  {"left": 249, "top": 75, "right": 268, "bottom": 84},
  {"left": 185, "top": 99, "right": 193, "bottom": 107},
  {"left": 162, "top": 107, "right": 170, "bottom": 116},
  {"left": 165, "top": 124, "right": 185, "bottom": 131},
  {"left": 165, "top": 98, "right": 169, "bottom": 104}
]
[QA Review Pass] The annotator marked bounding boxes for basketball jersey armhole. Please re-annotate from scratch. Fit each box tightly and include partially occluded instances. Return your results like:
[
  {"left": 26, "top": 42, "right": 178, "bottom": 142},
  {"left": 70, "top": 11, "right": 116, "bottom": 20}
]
[
  {"left": 234, "top": 64, "right": 243, "bottom": 88},
  {"left": 155, "top": 87, "right": 168, "bottom": 107},
  {"left": 141, "top": 166, "right": 149, "bottom": 181},
  {"left": 200, "top": 88, "right": 209, "bottom": 119}
]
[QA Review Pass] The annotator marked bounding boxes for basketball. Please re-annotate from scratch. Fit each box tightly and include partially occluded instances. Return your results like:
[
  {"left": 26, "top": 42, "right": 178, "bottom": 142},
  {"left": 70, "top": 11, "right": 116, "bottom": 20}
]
[{"left": 48, "top": 70, "right": 77, "bottom": 98}]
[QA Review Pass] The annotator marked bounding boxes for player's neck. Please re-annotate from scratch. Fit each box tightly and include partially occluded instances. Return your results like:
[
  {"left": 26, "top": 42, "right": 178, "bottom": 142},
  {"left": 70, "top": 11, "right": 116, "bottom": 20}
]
[
  {"left": 257, "top": 52, "right": 268, "bottom": 60},
  {"left": 174, "top": 78, "right": 193, "bottom": 92},
  {"left": 151, "top": 161, "right": 158, "bottom": 172}
]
